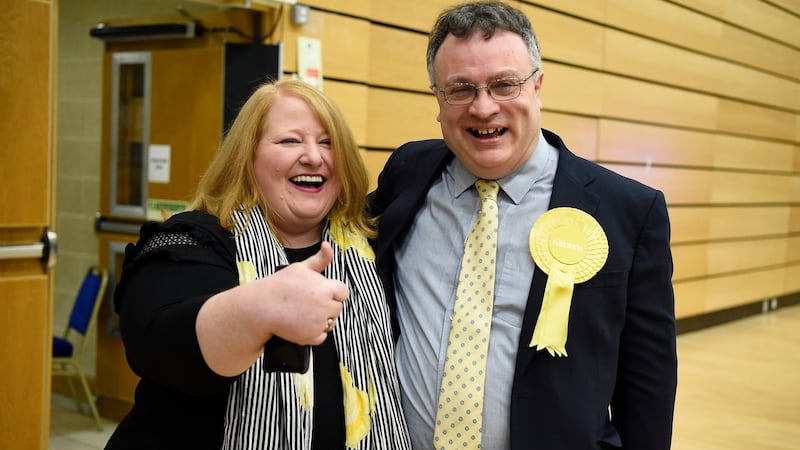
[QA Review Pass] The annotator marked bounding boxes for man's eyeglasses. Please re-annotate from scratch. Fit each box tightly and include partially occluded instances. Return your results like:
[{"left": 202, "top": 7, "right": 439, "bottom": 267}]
[{"left": 432, "top": 69, "right": 539, "bottom": 105}]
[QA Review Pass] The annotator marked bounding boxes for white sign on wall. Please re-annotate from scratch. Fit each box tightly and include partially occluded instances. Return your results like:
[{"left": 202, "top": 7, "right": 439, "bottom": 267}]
[
  {"left": 298, "top": 36, "right": 323, "bottom": 90},
  {"left": 148, "top": 144, "right": 171, "bottom": 183}
]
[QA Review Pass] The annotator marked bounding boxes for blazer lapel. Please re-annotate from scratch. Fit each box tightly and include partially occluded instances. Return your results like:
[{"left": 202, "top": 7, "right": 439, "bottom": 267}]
[
  {"left": 545, "top": 131, "right": 600, "bottom": 214},
  {"left": 514, "top": 130, "right": 600, "bottom": 376}
]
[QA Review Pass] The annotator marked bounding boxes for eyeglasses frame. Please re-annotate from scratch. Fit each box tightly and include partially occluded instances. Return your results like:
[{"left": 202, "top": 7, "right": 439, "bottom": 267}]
[{"left": 431, "top": 69, "right": 540, "bottom": 105}]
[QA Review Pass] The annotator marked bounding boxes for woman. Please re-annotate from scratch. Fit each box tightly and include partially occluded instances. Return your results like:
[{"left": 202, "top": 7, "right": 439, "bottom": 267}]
[{"left": 106, "top": 79, "right": 411, "bottom": 449}]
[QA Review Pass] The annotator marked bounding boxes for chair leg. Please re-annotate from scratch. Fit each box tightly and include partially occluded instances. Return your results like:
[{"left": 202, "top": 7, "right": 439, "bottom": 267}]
[
  {"left": 63, "top": 367, "right": 82, "bottom": 413},
  {"left": 71, "top": 362, "right": 103, "bottom": 431}
]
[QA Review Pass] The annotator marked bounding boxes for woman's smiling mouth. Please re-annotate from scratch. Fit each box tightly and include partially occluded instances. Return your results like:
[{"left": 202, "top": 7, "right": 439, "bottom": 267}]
[{"left": 290, "top": 175, "right": 325, "bottom": 189}]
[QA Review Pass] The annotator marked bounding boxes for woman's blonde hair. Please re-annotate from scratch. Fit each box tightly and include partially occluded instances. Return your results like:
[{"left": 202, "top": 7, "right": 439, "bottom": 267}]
[{"left": 189, "top": 79, "right": 375, "bottom": 238}]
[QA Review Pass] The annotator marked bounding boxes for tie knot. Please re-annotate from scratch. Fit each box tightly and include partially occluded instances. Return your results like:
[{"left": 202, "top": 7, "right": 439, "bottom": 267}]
[{"left": 475, "top": 179, "right": 499, "bottom": 201}]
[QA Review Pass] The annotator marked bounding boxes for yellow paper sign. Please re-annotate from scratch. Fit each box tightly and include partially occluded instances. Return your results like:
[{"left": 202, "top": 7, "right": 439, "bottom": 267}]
[{"left": 528, "top": 208, "right": 608, "bottom": 356}]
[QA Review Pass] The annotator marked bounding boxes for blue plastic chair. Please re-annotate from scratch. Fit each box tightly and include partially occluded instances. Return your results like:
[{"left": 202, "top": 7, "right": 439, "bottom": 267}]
[{"left": 52, "top": 265, "right": 108, "bottom": 430}]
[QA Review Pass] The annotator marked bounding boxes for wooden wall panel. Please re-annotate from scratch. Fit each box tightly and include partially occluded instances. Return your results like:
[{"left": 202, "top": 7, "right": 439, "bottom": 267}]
[
  {"left": 300, "top": 0, "right": 369, "bottom": 17},
  {"left": 361, "top": 149, "right": 391, "bottom": 191},
  {"left": 767, "top": 0, "right": 800, "bottom": 15},
  {"left": 671, "top": 244, "right": 708, "bottom": 281},
  {"left": 712, "top": 138, "right": 797, "bottom": 174},
  {"left": 278, "top": 8, "right": 369, "bottom": 82},
  {"left": 710, "top": 171, "right": 795, "bottom": 204},
  {"left": 367, "top": 24, "right": 428, "bottom": 92},
  {"left": 518, "top": 4, "right": 604, "bottom": 69},
  {"left": 674, "top": 280, "right": 708, "bottom": 317},
  {"left": 365, "top": 88, "right": 440, "bottom": 149},
  {"left": 605, "top": 0, "right": 725, "bottom": 55},
  {"left": 541, "top": 111, "right": 597, "bottom": 160},
  {"left": 717, "top": 99, "right": 798, "bottom": 142},
  {"left": 604, "top": 0, "right": 800, "bottom": 80},
  {"left": 669, "top": 206, "right": 800, "bottom": 244},
  {"left": 540, "top": 64, "right": 604, "bottom": 116},
  {"left": 603, "top": 30, "right": 800, "bottom": 111},
  {"left": 322, "top": 80, "right": 368, "bottom": 145},
  {"left": 674, "top": 266, "right": 791, "bottom": 318},
  {"left": 792, "top": 207, "right": 800, "bottom": 233},
  {"left": 523, "top": 0, "right": 605, "bottom": 21},
  {"left": 545, "top": 64, "right": 720, "bottom": 131},
  {"left": 795, "top": 145, "right": 800, "bottom": 172},
  {"left": 669, "top": 206, "right": 794, "bottom": 244},
  {"left": 369, "top": 0, "right": 454, "bottom": 32},
  {"left": 673, "top": 237, "right": 796, "bottom": 281},
  {"left": 527, "top": 4, "right": 799, "bottom": 113},
  {"left": 670, "top": 0, "right": 800, "bottom": 48},
  {"left": 721, "top": 25, "right": 800, "bottom": 81},
  {"left": 597, "top": 120, "right": 797, "bottom": 172},
  {"left": 702, "top": 267, "right": 789, "bottom": 311},
  {"left": 274, "top": 1, "right": 800, "bottom": 321},
  {"left": 599, "top": 74, "right": 719, "bottom": 131},
  {"left": 603, "top": 28, "right": 720, "bottom": 91},
  {"left": 522, "top": 0, "right": 800, "bottom": 79},
  {"left": 785, "top": 264, "right": 800, "bottom": 294},
  {"left": 793, "top": 174, "right": 800, "bottom": 201},
  {"left": 603, "top": 164, "right": 797, "bottom": 206},
  {"left": 668, "top": 207, "right": 712, "bottom": 244},
  {"left": 602, "top": 165, "right": 711, "bottom": 205},
  {"left": 788, "top": 236, "right": 800, "bottom": 263},
  {"left": 709, "top": 206, "right": 793, "bottom": 240}
]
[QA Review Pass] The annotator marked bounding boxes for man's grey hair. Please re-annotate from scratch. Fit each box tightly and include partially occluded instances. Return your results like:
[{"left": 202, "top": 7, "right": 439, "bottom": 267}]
[{"left": 426, "top": 1, "right": 541, "bottom": 85}]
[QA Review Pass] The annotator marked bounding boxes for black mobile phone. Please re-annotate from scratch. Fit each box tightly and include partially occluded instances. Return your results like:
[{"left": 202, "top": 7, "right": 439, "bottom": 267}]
[
  {"left": 263, "top": 336, "right": 310, "bottom": 373},
  {"left": 262, "top": 265, "right": 311, "bottom": 373}
]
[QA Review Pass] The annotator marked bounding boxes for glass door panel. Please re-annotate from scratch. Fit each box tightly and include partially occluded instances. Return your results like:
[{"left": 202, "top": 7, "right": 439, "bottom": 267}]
[{"left": 111, "top": 52, "right": 150, "bottom": 218}]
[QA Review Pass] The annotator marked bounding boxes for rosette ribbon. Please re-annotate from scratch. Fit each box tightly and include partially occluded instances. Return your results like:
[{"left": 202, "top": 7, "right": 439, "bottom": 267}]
[
  {"left": 529, "top": 260, "right": 575, "bottom": 356},
  {"left": 528, "top": 207, "right": 609, "bottom": 357}
]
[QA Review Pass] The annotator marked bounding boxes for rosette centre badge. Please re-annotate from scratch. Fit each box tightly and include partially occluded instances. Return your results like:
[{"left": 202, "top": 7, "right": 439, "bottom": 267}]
[
  {"left": 549, "top": 226, "right": 587, "bottom": 265},
  {"left": 528, "top": 207, "right": 608, "bottom": 356}
]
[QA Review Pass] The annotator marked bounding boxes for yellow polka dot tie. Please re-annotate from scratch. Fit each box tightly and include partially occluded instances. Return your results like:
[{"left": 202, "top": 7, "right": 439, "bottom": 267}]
[{"left": 433, "top": 179, "right": 500, "bottom": 450}]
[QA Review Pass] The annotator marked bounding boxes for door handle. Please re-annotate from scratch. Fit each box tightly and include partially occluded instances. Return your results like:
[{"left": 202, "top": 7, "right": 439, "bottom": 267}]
[{"left": 0, "top": 227, "right": 58, "bottom": 268}]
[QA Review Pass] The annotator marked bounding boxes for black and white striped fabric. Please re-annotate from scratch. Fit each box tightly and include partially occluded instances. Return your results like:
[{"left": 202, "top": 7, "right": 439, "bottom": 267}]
[{"left": 221, "top": 207, "right": 411, "bottom": 449}]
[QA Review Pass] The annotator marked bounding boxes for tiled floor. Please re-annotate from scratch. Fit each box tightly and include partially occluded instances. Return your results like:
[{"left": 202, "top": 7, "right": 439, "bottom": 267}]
[{"left": 49, "top": 393, "right": 117, "bottom": 450}]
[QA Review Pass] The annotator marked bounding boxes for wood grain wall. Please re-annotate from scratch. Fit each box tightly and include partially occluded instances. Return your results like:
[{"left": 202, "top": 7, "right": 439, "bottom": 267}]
[{"left": 268, "top": 0, "right": 800, "bottom": 319}]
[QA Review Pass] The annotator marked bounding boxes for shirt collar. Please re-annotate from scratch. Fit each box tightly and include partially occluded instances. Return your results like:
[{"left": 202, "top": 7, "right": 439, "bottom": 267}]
[{"left": 449, "top": 130, "right": 552, "bottom": 204}]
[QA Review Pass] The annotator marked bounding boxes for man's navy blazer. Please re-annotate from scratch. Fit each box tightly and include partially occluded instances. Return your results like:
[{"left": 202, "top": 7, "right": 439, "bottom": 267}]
[{"left": 369, "top": 129, "right": 677, "bottom": 449}]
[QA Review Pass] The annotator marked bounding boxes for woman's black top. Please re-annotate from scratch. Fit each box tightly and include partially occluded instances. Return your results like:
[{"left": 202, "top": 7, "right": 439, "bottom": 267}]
[{"left": 105, "top": 211, "right": 344, "bottom": 449}]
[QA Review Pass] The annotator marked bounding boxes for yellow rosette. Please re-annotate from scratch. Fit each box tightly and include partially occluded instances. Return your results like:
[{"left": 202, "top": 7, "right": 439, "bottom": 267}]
[{"left": 528, "top": 207, "right": 608, "bottom": 356}]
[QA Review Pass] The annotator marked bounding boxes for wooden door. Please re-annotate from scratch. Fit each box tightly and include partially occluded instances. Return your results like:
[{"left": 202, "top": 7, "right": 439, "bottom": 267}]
[
  {"left": 0, "top": 0, "right": 56, "bottom": 448},
  {"left": 95, "top": 42, "right": 226, "bottom": 416}
]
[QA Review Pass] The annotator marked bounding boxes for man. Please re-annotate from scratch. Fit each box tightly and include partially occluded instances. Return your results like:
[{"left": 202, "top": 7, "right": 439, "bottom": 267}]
[{"left": 369, "top": 2, "right": 677, "bottom": 449}]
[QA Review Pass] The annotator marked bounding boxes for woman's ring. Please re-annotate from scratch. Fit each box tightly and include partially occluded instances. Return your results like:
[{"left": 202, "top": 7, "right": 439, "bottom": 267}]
[{"left": 324, "top": 317, "right": 335, "bottom": 333}]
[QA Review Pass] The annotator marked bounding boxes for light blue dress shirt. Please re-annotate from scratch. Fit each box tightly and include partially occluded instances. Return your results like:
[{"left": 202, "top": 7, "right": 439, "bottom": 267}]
[{"left": 394, "top": 131, "right": 559, "bottom": 449}]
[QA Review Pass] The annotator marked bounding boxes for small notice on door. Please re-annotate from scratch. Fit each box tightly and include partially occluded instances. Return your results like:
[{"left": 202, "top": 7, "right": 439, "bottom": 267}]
[{"left": 148, "top": 144, "right": 171, "bottom": 183}]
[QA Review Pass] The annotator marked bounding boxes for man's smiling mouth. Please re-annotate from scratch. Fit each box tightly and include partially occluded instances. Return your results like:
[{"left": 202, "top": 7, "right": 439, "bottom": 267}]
[{"left": 470, "top": 127, "right": 506, "bottom": 138}]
